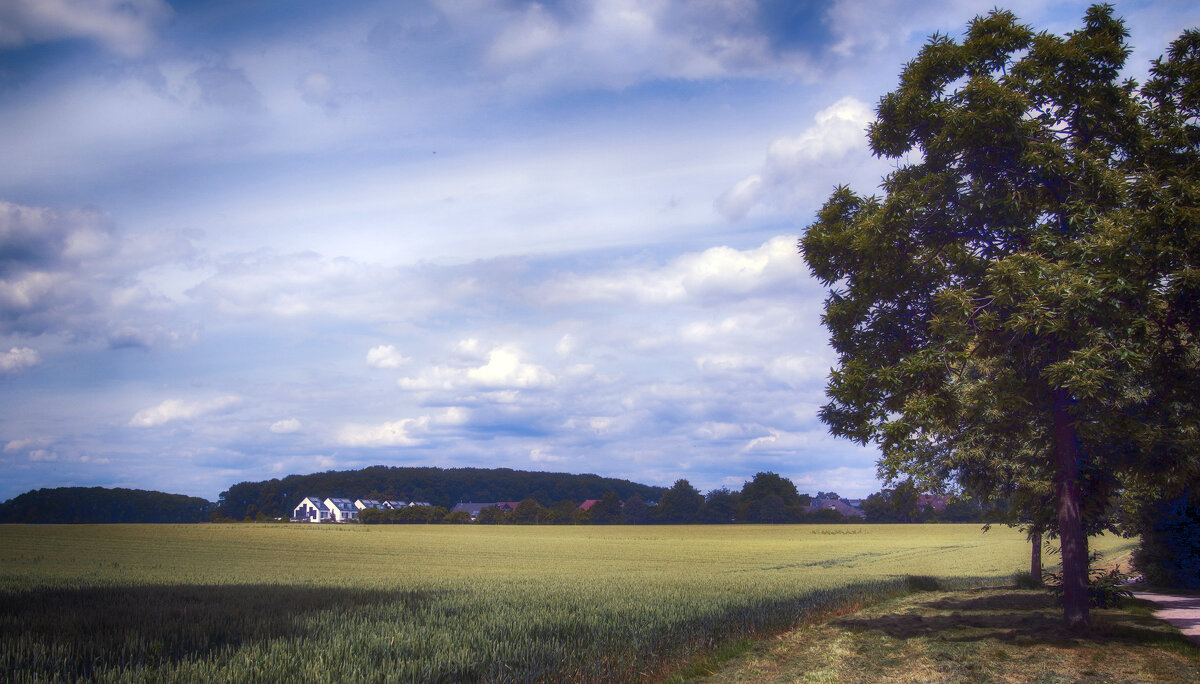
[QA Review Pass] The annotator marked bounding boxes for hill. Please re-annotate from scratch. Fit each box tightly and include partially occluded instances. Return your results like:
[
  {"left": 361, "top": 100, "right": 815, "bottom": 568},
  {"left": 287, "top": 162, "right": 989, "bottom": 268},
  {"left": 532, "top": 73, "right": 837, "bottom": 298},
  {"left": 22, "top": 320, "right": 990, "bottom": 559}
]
[
  {"left": 0, "top": 487, "right": 213, "bottom": 523},
  {"left": 217, "top": 465, "right": 666, "bottom": 520}
]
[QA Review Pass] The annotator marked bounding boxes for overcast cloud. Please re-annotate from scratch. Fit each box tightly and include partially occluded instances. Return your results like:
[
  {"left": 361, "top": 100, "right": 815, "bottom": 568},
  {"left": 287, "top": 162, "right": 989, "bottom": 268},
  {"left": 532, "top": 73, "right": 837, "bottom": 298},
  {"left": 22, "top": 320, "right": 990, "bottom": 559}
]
[{"left": 2, "top": 0, "right": 1197, "bottom": 502}]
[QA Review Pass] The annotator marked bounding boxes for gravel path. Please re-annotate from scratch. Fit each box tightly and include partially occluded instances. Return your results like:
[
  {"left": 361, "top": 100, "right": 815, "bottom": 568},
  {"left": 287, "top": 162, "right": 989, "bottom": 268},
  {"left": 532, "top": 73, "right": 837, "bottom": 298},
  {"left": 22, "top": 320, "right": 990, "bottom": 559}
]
[{"left": 1132, "top": 591, "right": 1200, "bottom": 646}]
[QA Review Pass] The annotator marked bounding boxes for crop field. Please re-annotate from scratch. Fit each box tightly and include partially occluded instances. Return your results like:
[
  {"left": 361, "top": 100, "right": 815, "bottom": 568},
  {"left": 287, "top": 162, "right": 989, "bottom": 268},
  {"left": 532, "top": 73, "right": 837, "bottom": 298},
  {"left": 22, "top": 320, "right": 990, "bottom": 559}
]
[{"left": 0, "top": 524, "right": 1133, "bottom": 683}]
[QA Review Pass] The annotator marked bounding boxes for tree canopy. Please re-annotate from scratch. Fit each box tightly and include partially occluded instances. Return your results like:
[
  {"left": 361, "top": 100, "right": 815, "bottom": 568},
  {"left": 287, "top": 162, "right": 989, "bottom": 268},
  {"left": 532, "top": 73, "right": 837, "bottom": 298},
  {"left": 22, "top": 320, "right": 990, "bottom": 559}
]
[
  {"left": 801, "top": 5, "right": 1199, "bottom": 628},
  {"left": 0, "top": 487, "right": 213, "bottom": 523}
]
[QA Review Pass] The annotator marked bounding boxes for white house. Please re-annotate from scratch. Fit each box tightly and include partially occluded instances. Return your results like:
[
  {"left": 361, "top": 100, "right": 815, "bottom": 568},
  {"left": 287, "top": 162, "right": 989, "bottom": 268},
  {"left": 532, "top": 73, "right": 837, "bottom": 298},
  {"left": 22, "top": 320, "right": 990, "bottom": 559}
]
[
  {"left": 382, "top": 500, "right": 408, "bottom": 509},
  {"left": 354, "top": 499, "right": 384, "bottom": 511},
  {"left": 408, "top": 501, "right": 432, "bottom": 508},
  {"left": 292, "top": 496, "right": 328, "bottom": 523},
  {"left": 324, "top": 497, "right": 358, "bottom": 522}
]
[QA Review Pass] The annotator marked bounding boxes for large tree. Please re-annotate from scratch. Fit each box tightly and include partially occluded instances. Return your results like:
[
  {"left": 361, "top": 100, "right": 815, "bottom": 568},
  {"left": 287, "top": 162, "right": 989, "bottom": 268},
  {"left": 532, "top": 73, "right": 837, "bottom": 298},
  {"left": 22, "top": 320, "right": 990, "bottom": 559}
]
[{"left": 801, "top": 5, "right": 1199, "bottom": 629}]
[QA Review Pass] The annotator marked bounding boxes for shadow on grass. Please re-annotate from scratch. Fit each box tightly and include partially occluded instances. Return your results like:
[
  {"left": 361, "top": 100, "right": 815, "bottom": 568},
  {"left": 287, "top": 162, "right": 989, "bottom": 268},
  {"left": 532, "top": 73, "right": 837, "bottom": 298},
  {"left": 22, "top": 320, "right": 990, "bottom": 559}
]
[
  {"left": 0, "top": 584, "right": 436, "bottom": 679},
  {"left": 830, "top": 589, "right": 1199, "bottom": 653}
]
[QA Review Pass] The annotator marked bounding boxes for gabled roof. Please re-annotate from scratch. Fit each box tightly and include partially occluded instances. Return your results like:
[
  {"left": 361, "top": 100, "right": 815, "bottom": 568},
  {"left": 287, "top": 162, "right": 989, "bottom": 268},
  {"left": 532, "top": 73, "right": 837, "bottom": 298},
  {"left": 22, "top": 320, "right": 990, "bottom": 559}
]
[
  {"left": 324, "top": 497, "right": 357, "bottom": 512},
  {"left": 495, "top": 501, "right": 520, "bottom": 511},
  {"left": 450, "top": 502, "right": 495, "bottom": 517},
  {"left": 296, "top": 496, "right": 324, "bottom": 508},
  {"left": 808, "top": 498, "right": 866, "bottom": 518},
  {"left": 578, "top": 499, "right": 600, "bottom": 511},
  {"left": 355, "top": 499, "right": 384, "bottom": 509},
  {"left": 382, "top": 500, "right": 408, "bottom": 509}
]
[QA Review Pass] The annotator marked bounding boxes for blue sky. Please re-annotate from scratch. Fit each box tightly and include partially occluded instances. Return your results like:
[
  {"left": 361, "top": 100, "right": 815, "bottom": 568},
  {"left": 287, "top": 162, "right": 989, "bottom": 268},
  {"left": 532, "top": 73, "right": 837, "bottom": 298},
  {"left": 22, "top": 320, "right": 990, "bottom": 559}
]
[{"left": 2, "top": 0, "right": 1197, "bottom": 502}]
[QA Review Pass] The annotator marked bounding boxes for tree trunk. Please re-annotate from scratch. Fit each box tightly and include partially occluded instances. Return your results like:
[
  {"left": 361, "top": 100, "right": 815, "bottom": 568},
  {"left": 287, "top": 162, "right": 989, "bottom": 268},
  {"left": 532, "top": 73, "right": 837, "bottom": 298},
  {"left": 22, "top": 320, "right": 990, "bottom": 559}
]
[
  {"left": 1052, "top": 388, "right": 1089, "bottom": 630},
  {"left": 1031, "top": 526, "right": 1043, "bottom": 585}
]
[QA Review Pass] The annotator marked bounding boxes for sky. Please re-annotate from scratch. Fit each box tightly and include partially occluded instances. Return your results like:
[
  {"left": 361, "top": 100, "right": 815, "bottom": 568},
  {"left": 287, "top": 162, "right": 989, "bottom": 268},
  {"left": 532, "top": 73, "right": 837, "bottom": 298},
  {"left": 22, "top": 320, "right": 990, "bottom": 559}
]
[{"left": 2, "top": 0, "right": 1197, "bottom": 503}]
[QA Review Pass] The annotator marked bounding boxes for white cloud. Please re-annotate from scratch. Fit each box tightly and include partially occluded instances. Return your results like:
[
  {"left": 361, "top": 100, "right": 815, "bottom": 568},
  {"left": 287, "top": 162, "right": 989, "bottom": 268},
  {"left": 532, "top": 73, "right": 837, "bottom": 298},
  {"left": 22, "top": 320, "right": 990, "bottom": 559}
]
[
  {"left": 366, "top": 345, "right": 410, "bottom": 369},
  {"left": 488, "top": 3, "right": 565, "bottom": 65},
  {"left": 5, "top": 437, "right": 52, "bottom": 453},
  {"left": 716, "top": 97, "right": 875, "bottom": 221},
  {"left": 0, "top": 347, "right": 41, "bottom": 373},
  {"left": 269, "top": 418, "right": 302, "bottom": 434},
  {"left": 468, "top": 347, "right": 554, "bottom": 389},
  {"left": 399, "top": 345, "right": 554, "bottom": 392},
  {"left": 530, "top": 446, "right": 565, "bottom": 462},
  {"left": 546, "top": 235, "right": 806, "bottom": 305},
  {"left": 0, "top": 200, "right": 192, "bottom": 347},
  {"left": 338, "top": 417, "right": 429, "bottom": 447},
  {"left": 28, "top": 449, "right": 58, "bottom": 461},
  {"left": 129, "top": 396, "right": 241, "bottom": 428},
  {"left": 475, "top": 0, "right": 817, "bottom": 91},
  {"left": 0, "top": 0, "right": 172, "bottom": 56},
  {"left": 337, "top": 408, "right": 467, "bottom": 447}
]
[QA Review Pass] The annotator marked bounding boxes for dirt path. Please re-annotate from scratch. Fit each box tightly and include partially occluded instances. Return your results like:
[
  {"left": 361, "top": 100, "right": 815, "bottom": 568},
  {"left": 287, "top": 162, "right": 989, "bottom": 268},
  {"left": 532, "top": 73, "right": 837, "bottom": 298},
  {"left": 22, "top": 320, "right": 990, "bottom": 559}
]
[{"left": 1133, "top": 591, "right": 1200, "bottom": 646}]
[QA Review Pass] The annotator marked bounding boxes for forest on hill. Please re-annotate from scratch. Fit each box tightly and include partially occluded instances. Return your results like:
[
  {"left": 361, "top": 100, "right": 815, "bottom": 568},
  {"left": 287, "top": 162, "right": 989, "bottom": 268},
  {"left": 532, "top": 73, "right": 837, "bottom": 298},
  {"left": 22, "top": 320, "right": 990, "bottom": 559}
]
[
  {"left": 0, "top": 487, "right": 213, "bottom": 523},
  {"left": 217, "top": 465, "right": 666, "bottom": 520}
]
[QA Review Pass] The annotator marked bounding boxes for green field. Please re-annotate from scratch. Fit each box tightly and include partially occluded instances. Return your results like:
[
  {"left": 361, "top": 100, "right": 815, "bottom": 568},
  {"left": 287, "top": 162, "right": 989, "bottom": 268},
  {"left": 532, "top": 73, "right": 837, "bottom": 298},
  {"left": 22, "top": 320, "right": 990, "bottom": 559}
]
[{"left": 0, "top": 524, "right": 1134, "bottom": 682}]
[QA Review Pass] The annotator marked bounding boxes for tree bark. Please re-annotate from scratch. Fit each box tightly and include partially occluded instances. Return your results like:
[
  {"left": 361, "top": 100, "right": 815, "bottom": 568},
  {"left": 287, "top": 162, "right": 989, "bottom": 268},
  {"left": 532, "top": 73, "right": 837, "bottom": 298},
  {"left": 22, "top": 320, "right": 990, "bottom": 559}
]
[
  {"left": 1052, "top": 388, "right": 1089, "bottom": 630},
  {"left": 1031, "top": 526, "right": 1043, "bottom": 585}
]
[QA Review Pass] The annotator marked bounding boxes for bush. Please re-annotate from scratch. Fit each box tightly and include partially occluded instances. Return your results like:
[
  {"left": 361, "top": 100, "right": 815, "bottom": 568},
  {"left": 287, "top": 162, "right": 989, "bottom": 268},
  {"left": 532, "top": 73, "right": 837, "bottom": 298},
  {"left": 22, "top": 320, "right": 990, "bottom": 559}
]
[
  {"left": 1045, "top": 553, "right": 1134, "bottom": 608},
  {"left": 1012, "top": 571, "right": 1043, "bottom": 589},
  {"left": 1132, "top": 492, "right": 1200, "bottom": 590}
]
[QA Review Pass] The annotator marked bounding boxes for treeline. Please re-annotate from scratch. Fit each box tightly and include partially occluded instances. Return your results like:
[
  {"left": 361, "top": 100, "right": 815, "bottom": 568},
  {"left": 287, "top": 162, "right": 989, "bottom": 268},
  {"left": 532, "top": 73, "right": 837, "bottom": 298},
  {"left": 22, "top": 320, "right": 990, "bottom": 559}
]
[
  {"left": 360, "top": 473, "right": 988, "bottom": 525},
  {"left": 0, "top": 487, "right": 213, "bottom": 523},
  {"left": 218, "top": 466, "right": 665, "bottom": 520}
]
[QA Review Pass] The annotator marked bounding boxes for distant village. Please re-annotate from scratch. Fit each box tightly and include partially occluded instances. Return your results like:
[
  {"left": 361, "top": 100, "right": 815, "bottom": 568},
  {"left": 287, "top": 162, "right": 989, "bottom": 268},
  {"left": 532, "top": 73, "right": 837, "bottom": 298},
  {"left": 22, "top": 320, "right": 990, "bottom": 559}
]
[{"left": 286, "top": 494, "right": 927, "bottom": 523}]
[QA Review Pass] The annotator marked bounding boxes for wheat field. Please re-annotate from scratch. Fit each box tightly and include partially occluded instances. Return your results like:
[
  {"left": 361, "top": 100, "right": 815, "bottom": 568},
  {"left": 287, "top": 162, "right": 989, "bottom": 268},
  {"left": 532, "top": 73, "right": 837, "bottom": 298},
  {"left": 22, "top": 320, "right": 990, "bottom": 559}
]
[{"left": 0, "top": 523, "right": 1134, "bottom": 682}]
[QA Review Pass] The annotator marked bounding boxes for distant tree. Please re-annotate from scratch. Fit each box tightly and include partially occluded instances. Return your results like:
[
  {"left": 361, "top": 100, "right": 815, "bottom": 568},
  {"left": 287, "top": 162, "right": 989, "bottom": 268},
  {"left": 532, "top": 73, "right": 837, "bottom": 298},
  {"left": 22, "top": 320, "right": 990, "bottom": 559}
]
[
  {"left": 358, "top": 508, "right": 384, "bottom": 524},
  {"left": 622, "top": 493, "right": 650, "bottom": 524},
  {"left": 741, "top": 473, "right": 806, "bottom": 522},
  {"left": 809, "top": 508, "right": 847, "bottom": 524},
  {"left": 588, "top": 492, "right": 624, "bottom": 524},
  {"left": 443, "top": 510, "right": 472, "bottom": 524},
  {"left": 656, "top": 479, "right": 704, "bottom": 524},
  {"left": 547, "top": 499, "right": 578, "bottom": 524},
  {"left": 475, "top": 505, "right": 504, "bottom": 524},
  {"left": 0, "top": 487, "right": 213, "bottom": 524},
  {"left": 701, "top": 488, "right": 739, "bottom": 523},
  {"left": 861, "top": 481, "right": 924, "bottom": 523},
  {"left": 510, "top": 498, "right": 549, "bottom": 524}
]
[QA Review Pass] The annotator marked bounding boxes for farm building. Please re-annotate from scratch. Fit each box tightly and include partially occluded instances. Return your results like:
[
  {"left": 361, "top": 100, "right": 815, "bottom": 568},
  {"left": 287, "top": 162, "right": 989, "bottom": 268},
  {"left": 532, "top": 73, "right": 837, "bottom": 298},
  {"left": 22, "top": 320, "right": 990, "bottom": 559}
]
[
  {"left": 917, "top": 494, "right": 948, "bottom": 512},
  {"left": 324, "top": 497, "right": 358, "bottom": 522},
  {"left": 808, "top": 497, "right": 866, "bottom": 519},
  {"left": 292, "top": 496, "right": 328, "bottom": 523},
  {"left": 450, "top": 502, "right": 496, "bottom": 520}
]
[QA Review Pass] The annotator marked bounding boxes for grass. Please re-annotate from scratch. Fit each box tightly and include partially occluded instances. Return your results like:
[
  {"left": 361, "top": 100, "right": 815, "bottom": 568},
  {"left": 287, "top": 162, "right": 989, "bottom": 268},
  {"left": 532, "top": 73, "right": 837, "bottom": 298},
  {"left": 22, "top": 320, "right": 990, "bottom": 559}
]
[
  {"left": 695, "top": 588, "right": 1200, "bottom": 683},
  {"left": 0, "top": 524, "right": 1136, "bottom": 682}
]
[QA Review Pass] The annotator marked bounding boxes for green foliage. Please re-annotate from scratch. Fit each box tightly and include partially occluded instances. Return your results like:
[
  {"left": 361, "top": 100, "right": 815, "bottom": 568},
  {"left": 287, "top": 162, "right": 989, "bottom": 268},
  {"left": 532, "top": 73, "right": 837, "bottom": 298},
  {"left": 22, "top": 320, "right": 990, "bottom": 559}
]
[
  {"left": 800, "top": 3, "right": 1200, "bottom": 626},
  {"left": 587, "top": 492, "right": 624, "bottom": 524},
  {"left": 357, "top": 505, "right": 445, "bottom": 524},
  {"left": 218, "top": 466, "right": 665, "bottom": 520},
  {"left": 1045, "top": 553, "right": 1135, "bottom": 608},
  {"left": 739, "top": 472, "right": 810, "bottom": 523},
  {"left": 1132, "top": 489, "right": 1200, "bottom": 589},
  {"left": 508, "top": 498, "right": 549, "bottom": 524},
  {"left": 0, "top": 487, "right": 213, "bottom": 523},
  {"left": 655, "top": 479, "right": 704, "bottom": 523}
]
